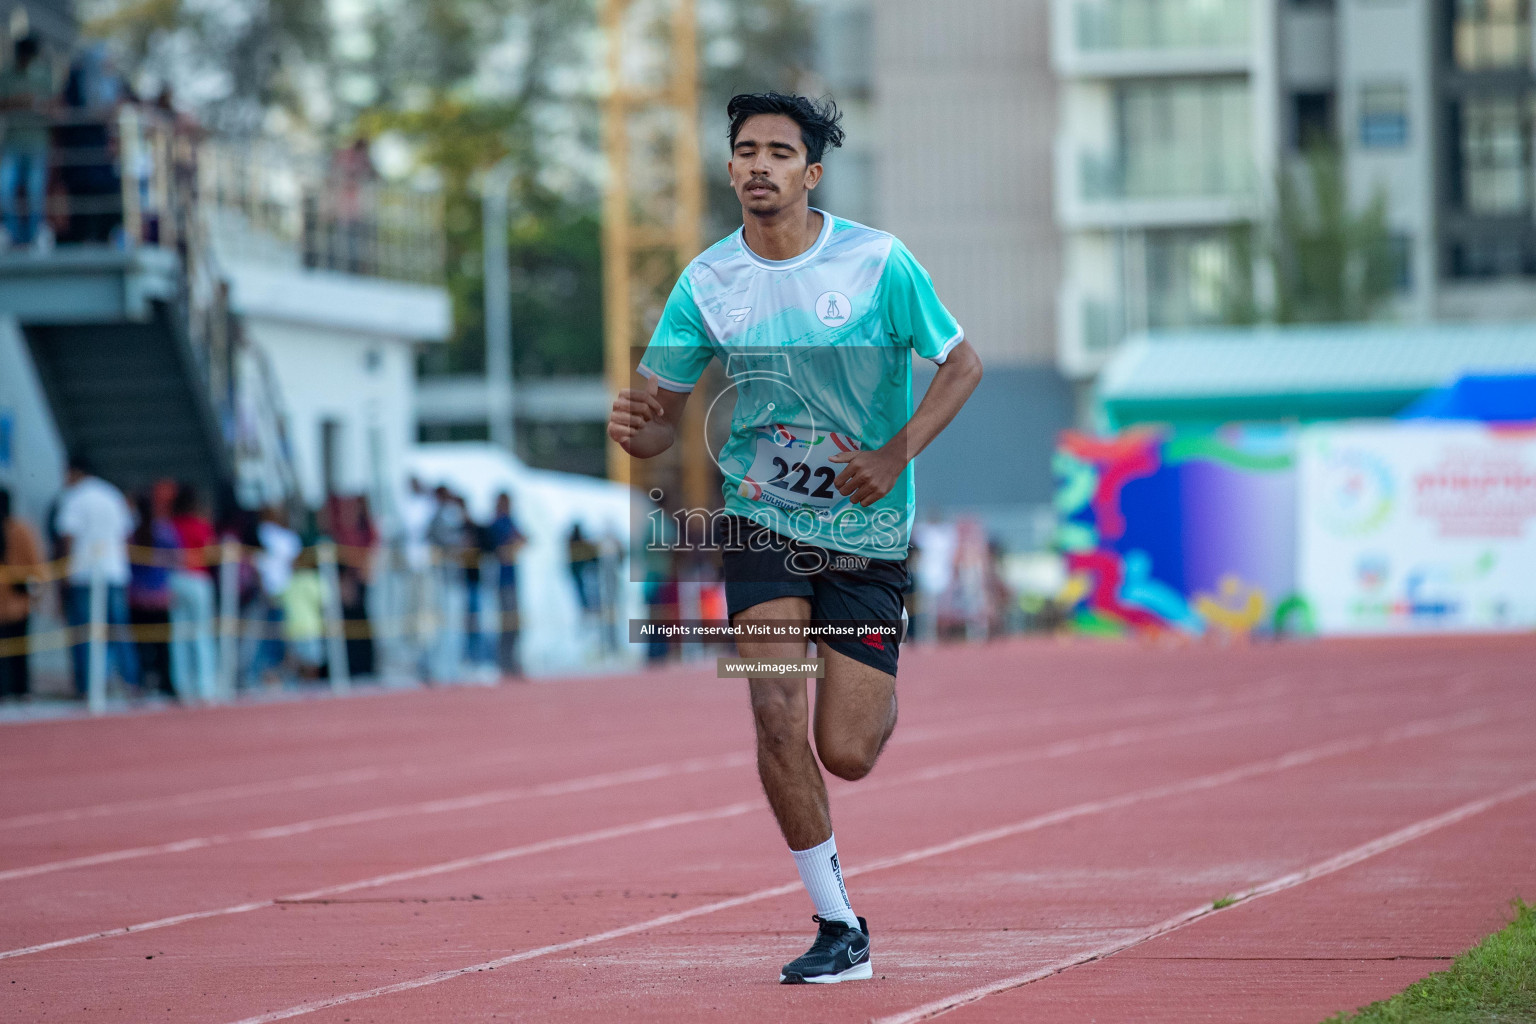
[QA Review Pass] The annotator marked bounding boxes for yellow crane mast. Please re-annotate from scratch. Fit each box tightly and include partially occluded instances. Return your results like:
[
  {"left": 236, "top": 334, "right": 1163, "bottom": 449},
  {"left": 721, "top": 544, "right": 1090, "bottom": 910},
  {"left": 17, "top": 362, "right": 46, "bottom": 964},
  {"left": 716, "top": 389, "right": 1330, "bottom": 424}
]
[{"left": 600, "top": 0, "right": 712, "bottom": 514}]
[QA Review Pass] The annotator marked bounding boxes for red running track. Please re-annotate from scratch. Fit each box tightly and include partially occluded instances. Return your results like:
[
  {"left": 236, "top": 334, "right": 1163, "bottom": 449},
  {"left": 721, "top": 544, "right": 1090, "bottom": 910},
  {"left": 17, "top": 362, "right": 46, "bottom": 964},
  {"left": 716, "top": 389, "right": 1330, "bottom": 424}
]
[{"left": 1, "top": 635, "right": 1533, "bottom": 1023}]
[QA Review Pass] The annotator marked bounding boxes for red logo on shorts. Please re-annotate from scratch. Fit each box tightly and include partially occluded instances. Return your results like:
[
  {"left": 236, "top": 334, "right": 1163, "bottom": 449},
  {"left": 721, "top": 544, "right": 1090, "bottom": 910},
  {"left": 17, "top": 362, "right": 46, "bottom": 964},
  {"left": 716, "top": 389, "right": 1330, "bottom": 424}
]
[{"left": 860, "top": 631, "right": 885, "bottom": 651}]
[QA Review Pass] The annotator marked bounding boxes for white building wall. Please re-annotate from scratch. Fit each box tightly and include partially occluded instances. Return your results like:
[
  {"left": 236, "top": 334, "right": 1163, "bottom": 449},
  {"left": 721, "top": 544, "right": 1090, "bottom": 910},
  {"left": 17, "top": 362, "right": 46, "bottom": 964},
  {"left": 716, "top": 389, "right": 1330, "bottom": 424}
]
[
  {"left": 240, "top": 318, "right": 422, "bottom": 510},
  {"left": 225, "top": 265, "right": 450, "bottom": 514},
  {"left": 1339, "top": 0, "right": 1436, "bottom": 322},
  {"left": 873, "top": 0, "right": 1060, "bottom": 367}
]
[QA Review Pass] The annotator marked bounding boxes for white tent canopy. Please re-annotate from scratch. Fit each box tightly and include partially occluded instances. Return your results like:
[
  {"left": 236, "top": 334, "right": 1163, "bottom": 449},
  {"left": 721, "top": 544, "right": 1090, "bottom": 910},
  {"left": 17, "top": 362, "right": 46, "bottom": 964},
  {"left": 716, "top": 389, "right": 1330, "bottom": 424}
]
[{"left": 405, "top": 443, "right": 651, "bottom": 676}]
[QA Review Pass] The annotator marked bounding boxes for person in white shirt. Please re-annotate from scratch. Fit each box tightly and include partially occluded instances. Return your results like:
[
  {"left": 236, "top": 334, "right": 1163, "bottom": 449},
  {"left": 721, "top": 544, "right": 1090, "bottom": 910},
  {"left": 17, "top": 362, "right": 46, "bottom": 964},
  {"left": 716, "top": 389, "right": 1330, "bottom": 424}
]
[
  {"left": 398, "top": 476, "right": 439, "bottom": 681},
  {"left": 245, "top": 505, "right": 301, "bottom": 686},
  {"left": 54, "top": 456, "right": 140, "bottom": 696}
]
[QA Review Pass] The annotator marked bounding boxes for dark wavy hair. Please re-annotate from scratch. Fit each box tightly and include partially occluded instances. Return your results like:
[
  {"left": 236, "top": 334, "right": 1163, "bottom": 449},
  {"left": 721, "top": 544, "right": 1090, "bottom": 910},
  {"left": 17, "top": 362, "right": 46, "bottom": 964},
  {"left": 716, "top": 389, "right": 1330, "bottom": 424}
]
[{"left": 726, "top": 92, "right": 845, "bottom": 165}]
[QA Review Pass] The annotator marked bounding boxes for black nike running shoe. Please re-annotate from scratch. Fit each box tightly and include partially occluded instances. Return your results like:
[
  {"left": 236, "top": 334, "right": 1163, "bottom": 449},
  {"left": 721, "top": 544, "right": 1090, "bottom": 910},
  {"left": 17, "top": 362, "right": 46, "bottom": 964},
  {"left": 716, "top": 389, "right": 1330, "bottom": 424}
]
[{"left": 779, "top": 915, "right": 873, "bottom": 984}]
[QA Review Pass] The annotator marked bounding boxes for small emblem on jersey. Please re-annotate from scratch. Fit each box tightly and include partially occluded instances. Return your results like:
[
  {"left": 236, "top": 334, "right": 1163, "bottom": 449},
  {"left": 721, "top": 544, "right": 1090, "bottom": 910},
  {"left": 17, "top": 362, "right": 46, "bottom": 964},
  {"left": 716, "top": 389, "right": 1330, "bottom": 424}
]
[
  {"left": 727, "top": 306, "right": 752, "bottom": 323},
  {"left": 815, "top": 291, "right": 851, "bottom": 327}
]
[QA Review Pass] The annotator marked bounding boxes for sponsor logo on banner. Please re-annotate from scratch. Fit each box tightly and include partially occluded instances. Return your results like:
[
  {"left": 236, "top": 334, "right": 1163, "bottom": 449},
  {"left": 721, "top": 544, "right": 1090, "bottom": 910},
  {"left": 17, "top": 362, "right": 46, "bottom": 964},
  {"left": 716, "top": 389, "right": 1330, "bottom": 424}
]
[{"left": 1300, "top": 424, "right": 1536, "bottom": 634}]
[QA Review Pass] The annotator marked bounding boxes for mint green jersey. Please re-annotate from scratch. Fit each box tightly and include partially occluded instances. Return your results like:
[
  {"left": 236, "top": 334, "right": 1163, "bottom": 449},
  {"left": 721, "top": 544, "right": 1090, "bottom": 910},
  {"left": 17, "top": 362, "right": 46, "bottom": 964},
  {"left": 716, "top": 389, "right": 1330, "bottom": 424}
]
[{"left": 637, "top": 212, "right": 963, "bottom": 560}]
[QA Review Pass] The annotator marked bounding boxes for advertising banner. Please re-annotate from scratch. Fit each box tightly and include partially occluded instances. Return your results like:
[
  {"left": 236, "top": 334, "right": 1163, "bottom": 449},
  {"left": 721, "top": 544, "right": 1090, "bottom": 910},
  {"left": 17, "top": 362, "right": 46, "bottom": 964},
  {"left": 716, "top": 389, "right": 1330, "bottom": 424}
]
[
  {"left": 1055, "top": 426, "right": 1299, "bottom": 638},
  {"left": 1297, "top": 422, "right": 1536, "bottom": 634}
]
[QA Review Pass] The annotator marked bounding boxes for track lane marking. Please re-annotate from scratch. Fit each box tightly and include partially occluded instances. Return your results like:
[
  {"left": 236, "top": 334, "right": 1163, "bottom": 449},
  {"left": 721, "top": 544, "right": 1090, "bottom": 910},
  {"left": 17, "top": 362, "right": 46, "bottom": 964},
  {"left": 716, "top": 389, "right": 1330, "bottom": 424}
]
[
  {"left": 0, "top": 754, "right": 754, "bottom": 883},
  {"left": 0, "top": 674, "right": 1302, "bottom": 832},
  {"left": 872, "top": 776, "right": 1536, "bottom": 1024},
  {"left": 200, "top": 709, "right": 1493, "bottom": 1023},
  {"left": 2, "top": 671, "right": 1457, "bottom": 882},
  {"left": 0, "top": 677, "right": 1313, "bottom": 880},
  {"left": 0, "top": 704, "right": 1293, "bottom": 961}
]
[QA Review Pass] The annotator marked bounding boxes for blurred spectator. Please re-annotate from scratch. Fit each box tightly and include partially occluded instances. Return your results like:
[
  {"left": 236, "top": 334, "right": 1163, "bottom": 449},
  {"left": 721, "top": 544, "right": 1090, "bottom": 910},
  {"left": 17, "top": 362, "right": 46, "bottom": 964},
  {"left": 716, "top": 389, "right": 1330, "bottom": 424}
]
[
  {"left": 910, "top": 517, "right": 957, "bottom": 643},
  {"left": 568, "top": 523, "right": 600, "bottom": 618},
  {"left": 399, "top": 476, "right": 436, "bottom": 680},
  {"left": 642, "top": 551, "right": 678, "bottom": 663},
  {"left": 330, "top": 137, "right": 376, "bottom": 274},
  {"left": 323, "top": 493, "right": 377, "bottom": 677},
  {"left": 0, "top": 35, "right": 55, "bottom": 249},
  {"left": 55, "top": 455, "right": 138, "bottom": 697},
  {"left": 0, "top": 487, "right": 44, "bottom": 700},
  {"left": 427, "top": 486, "right": 467, "bottom": 673},
  {"left": 57, "top": 43, "right": 124, "bottom": 245},
  {"left": 427, "top": 485, "right": 466, "bottom": 554},
  {"left": 598, "top": 530, "right": 624, "bottom": 654},
  {"left": 458, "top": 496, "right": 495, "bottom": 671},
  {"left": 400, "top": 476, "right": 434, "bottom": 572},
  {"left": 153, "top": 86, "right": 199, "bottom": 257},
  {"left": 486, "top": 491, "right": 525, "bottom": 677},
  {"left": 169, "top": 483, "right": 217, "bottom": 701},
  {"left": 247, "top": 505, "right": 299, "bottom": 686},
  {"left": 128, "top": 487, "right": 178, "bottom": 697},
  {"left": 283, "top": 559, "right": 326, "bottom": 683}
]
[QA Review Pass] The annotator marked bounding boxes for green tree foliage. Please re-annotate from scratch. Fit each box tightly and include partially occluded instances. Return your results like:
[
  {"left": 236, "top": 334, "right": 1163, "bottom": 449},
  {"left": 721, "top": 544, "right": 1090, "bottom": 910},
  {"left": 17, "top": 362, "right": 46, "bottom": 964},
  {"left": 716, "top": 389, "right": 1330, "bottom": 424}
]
[
  {"left": 1225, "top": 145, "right": 1397, "bottom": 325},
  {"left": 80, "top": 0, "right": 331, "bottom": 133},
  {"left": 700, "top": 0, "right": 813, "bottom": 235}
]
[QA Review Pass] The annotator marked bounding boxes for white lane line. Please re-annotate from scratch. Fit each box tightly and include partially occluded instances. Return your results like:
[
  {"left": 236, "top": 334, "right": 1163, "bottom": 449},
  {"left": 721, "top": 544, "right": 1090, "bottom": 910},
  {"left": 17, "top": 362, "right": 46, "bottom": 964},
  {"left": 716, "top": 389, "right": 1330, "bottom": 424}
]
[
  {"left": 211, "top": 709, "right": 1493, "bottom": 1024},
  {"left": 0, "top": 677, "right": 1307, "bottom": 882},
  {"left": 0, "top": 704, "right": 1288, "bottom": 961},
  {"left": 872, "top": 775, "right": 1536, "bottom": 1024},
  {"left": 0, "top": 675, "right": 1298, "bottom": 832},
  {"left": 0, "top": 742, "right": 566, "bottom": 832},
  {"left": 0, "top": 753, "right": 754, "bottom": 884}
]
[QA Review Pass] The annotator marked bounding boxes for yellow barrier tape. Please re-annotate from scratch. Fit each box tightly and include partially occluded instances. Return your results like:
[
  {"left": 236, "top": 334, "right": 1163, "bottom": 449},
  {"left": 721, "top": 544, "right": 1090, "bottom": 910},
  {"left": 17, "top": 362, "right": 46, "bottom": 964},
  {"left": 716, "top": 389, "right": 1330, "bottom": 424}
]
[
  {"left": 0, "top": 613, "right": 523, "bottom": 657},
  {"left": 0, "top": 542, "right": 499, "bottom": 586}
]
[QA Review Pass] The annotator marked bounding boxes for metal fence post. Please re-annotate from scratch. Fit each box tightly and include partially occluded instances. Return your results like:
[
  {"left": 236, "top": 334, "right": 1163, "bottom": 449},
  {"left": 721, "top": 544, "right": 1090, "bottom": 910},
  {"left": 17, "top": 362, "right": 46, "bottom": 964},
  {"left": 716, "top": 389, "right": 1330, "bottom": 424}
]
[
  {"left": 318, "top": 541, "right": 351, "bottom": 693},
  {"left": 87, "top": 563, "right": 108, "bottom": 714},
  {"left": 218, "top": 539, "right": 240, "bottom": 701},
  {"left": 119, "top": 105, "right": 142, "bottom": 245}
]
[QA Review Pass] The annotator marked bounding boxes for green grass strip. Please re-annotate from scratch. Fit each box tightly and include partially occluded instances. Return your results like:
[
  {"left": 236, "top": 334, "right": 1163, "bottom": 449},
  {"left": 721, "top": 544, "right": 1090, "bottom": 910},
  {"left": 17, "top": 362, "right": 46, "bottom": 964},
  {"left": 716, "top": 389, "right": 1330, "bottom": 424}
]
[{"left": 1323, "top": 899, "right": 1535, "bottom": 1023}]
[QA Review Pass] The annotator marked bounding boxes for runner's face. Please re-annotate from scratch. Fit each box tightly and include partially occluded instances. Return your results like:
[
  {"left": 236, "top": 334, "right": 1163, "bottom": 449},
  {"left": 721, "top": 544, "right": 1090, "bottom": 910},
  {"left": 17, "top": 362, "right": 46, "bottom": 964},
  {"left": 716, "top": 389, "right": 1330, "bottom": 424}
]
[{"left": 729, "top": 114, "right": 821, "bottom": 218}]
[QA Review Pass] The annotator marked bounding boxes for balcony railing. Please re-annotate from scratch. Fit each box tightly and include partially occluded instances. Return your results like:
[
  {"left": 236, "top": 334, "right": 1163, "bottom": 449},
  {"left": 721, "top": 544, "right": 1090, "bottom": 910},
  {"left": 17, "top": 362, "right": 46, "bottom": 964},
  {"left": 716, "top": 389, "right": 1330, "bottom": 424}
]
[
  {"left": 1079, "top": 147, "right": 1253, "bottom": 203},
  {"left": 201, "top": 141, "right": 444, "bottom": 285},
  {"left": 1072, "top": 0, "right": 1250, "bottom": 53}
]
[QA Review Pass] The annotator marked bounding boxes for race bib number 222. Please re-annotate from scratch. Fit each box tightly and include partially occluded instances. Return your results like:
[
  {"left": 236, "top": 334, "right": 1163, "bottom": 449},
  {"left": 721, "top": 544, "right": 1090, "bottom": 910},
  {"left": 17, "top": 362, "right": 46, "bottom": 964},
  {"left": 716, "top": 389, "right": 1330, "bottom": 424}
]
[{"left": 737, "top": 425, "right": 859, "bottom": 519}]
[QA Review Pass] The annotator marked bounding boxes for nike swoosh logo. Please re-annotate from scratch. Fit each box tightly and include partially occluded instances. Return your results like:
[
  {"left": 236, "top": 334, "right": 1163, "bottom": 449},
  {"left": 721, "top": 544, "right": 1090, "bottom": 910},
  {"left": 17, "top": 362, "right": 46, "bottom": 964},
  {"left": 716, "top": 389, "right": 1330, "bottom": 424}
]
[{"left": 846, "top": 941, "right": 868, "bottom": 962}]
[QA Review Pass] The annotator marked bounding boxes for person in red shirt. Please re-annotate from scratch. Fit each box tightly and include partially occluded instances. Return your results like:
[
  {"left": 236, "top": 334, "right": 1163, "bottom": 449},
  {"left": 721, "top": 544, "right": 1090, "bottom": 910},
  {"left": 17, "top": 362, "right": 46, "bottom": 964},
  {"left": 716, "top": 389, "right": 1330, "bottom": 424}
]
[{"left": 169, "top": 482, "right": 218, "bottom": 701}]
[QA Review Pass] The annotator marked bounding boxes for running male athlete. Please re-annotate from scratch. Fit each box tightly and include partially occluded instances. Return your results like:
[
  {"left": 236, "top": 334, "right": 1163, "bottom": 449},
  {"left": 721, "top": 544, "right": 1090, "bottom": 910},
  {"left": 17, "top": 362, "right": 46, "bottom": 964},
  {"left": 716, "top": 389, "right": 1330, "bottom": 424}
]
[{"left": 607, "top": 93, "right": 983, "bottom": 983}]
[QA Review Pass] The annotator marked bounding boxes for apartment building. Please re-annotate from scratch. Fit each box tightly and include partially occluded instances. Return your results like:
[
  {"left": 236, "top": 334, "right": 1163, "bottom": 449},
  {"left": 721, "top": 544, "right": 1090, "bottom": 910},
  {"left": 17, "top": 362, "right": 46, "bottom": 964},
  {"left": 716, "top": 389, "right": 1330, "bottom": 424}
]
[
  {"left": 1053, "top": 0, "right": 1536, "bottom": 381},
  {"left": 810, "top": 0, "right": 1075, "bottom": 535}
]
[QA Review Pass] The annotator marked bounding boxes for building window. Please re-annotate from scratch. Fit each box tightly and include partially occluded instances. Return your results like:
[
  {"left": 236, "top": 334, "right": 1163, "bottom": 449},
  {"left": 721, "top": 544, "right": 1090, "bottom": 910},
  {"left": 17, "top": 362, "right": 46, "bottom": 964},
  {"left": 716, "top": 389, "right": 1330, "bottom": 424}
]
[
  {"left": 1116, "top": 78, "right": 1252, "bottom": 199},
  {"left": 1145, "top": 229, "right": 1241, "bottom": 329},
  {"left": 1454, "top": 0, "right": 1530, "bottom": 71},
  {"left": 1074, "top": 0, "right": 1251, "bottom": 51},
  {"left": 1358, "top": 83, "right": 1409, "bottom": 148},
  {"left": 1293, "top": 91, "right": 1336, "bottom": 149},
  {"left": 1448, "top": 236, "right": 1534, "bottom": 276},
  {"left": 1460, "top": 95, "right": 1532, "bottom": 214}
]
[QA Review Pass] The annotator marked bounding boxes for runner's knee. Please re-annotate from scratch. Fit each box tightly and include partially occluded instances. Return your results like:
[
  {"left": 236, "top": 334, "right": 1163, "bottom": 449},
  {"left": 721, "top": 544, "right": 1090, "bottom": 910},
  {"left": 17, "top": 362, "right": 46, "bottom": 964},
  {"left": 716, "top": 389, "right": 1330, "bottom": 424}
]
[
  {"left": 816, "top": 736, "right": 879, "bottom": 781},
  {"left": 750, "top": 683, "right": 808, "bottom": 758}
]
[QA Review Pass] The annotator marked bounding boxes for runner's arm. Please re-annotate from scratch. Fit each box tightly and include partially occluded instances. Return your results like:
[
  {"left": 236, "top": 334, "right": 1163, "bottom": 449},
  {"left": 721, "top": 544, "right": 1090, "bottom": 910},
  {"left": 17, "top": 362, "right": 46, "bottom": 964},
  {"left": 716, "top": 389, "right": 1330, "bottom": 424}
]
[
  {"left": 893, "top": 338, "right": 983, "bottom": 461},
  {"left": 608, "top": 373, "right": 692, "bottom": 460},
  {"left": 830, "top": 339, "right": 983, "bottom": 506}
]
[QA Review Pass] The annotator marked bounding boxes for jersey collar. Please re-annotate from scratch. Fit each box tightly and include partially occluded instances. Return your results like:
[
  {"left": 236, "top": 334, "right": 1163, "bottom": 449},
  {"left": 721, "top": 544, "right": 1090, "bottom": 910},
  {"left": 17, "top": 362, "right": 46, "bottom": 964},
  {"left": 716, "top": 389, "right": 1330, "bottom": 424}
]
[{"left": 736, "top": 208, "right": 834, "bottom": 272}]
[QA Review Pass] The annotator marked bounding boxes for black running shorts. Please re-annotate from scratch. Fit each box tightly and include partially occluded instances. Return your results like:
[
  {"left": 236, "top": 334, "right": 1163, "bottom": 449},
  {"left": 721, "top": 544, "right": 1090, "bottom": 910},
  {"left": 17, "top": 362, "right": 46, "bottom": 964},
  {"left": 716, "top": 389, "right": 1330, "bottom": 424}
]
[{"left": 717, "top": 515, "right": 908, "bottom": 678}]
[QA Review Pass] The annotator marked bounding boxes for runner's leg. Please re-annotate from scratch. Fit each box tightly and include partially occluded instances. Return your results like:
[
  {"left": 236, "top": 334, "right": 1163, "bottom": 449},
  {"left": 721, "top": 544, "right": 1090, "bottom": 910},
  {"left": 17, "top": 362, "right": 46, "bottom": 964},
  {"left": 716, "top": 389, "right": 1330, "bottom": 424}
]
[
  {"left": 738, "top": 595, "right": 827, "bottom": 851},
  {"left": 813, "top": 643, "right": 897, "bottom": 782},
  {"left": 738, "top": 595, "right": 862, "bottom": 931}
]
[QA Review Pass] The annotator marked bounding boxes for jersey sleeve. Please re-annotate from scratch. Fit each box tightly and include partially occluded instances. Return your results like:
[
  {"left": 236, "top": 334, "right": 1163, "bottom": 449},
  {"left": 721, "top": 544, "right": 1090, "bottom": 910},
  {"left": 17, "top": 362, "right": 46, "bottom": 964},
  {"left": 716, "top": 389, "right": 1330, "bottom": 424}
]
[
  {"left": 636, "top": 271, "right": 714, "bottom": 392},
  {"left": 878, "top": 239, "right": 964, "bottom": 363}
]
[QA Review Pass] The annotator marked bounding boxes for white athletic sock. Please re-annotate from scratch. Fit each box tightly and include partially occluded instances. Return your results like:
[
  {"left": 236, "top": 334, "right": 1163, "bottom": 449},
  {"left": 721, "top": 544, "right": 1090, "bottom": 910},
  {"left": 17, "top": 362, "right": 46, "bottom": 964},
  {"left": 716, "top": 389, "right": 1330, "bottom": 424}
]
[{"left": 790, "top": 834, "right": 860, "bottom": 930}]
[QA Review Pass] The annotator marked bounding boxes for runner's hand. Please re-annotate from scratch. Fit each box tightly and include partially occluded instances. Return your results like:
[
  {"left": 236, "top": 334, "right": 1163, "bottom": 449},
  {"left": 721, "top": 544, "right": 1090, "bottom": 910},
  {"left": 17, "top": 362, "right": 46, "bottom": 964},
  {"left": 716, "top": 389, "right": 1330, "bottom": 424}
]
[
  {"left": 828, "top": 447, "right": 905, "bottom": 507},
  {"left": 608, "top": 374, "right": 665, "bottom": 450}
]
